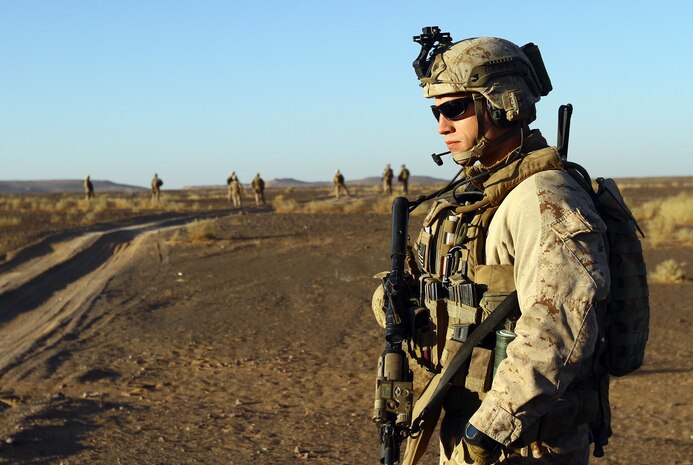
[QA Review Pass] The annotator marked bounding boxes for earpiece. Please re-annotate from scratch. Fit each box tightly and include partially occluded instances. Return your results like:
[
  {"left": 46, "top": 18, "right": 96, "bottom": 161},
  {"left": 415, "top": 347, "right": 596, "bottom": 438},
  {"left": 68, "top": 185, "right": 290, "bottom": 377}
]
[{"left": 487, "top": 100, "right": 513, "bottom": 128}]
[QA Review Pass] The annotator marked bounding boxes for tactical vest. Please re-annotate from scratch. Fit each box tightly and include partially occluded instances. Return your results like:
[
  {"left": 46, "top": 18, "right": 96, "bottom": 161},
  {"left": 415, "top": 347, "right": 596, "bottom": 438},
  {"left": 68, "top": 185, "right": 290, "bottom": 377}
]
[
  {"left": 412, "top": 147, "right": 563, "bottom": 377},
  {"left": 402, "top": 145, "right": 650, "bottom": 464}
]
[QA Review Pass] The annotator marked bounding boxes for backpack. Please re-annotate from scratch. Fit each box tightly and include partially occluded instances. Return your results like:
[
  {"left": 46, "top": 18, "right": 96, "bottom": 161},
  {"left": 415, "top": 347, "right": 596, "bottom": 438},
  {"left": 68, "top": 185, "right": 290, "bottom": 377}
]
[{"left": 566, "top": 163, "right": 649, "bottom": 377}]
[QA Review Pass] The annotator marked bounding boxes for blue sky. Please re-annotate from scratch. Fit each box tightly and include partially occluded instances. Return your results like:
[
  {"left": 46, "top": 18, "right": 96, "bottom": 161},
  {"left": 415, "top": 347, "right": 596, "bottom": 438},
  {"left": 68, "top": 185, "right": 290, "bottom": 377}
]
[{"left": 1, "top": 1, "right": 691, "bottom": 188}]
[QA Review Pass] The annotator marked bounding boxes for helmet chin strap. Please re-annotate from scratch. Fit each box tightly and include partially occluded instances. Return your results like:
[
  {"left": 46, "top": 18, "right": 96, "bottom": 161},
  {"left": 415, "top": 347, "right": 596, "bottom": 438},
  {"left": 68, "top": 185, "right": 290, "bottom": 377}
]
[{"left": 450, "top": 94, "right": 519, "bottom": 166}]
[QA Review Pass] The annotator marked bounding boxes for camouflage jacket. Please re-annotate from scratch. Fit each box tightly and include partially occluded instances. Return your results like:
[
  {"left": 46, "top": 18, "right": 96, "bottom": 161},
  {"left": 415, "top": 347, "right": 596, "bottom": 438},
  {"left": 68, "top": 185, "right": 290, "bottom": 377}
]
[{"left": 468, "top": 155, "right": 610, "bottom": 446}]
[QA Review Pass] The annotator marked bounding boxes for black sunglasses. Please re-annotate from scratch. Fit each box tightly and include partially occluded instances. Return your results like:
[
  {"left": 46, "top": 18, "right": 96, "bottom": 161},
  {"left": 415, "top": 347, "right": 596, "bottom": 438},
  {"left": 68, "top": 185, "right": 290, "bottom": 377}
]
[{"left": 431, "top": 97, "right": 473, "bottom": 122}]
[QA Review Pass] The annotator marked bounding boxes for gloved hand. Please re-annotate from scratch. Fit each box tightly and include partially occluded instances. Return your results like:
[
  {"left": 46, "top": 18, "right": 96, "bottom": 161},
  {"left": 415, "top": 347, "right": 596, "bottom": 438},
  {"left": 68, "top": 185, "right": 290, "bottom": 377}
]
[{"left": 462, "top": 422, "right": 501, "bottom": 465}]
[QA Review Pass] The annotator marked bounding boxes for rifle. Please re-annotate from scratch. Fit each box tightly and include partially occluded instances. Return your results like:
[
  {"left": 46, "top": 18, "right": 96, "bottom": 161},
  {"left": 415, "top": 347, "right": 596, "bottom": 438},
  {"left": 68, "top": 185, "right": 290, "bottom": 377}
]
[{"left": 372, "top": 197, "right": 414, "bottom": 465}]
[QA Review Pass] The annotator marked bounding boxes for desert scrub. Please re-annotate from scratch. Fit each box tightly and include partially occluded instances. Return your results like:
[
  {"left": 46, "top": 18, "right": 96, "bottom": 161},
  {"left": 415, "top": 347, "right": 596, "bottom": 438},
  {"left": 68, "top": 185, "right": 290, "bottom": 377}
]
[
  {"left": 649, "top": 259, "right": 687, "bottom": 283},
  {"left": 80, "top": 210, "right": 98, "bottom": 224},
  {"left": 272, "top": 195, "right": 300, "bottom": 213},
  {"left": 55, "top": 196, "right": 79, "bottom": 211},
  {"left": 632, "top": 192, "right": 693, "bottom": 246},
  {"left": 172, "top": 219, "right": 222, "bottom": 243},
  {"left": 78, "top": 197, "right": 110, "bottom": 213},
  {"left": 0, "top": 215, "right": 21, "bottom": 226}
]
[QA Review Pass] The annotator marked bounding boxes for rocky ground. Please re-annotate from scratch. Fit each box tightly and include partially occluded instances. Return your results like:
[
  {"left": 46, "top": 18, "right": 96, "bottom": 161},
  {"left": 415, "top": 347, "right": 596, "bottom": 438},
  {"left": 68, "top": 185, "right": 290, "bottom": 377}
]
[{"left": 0, "top": 184, "right": 690, "bottom": 465}]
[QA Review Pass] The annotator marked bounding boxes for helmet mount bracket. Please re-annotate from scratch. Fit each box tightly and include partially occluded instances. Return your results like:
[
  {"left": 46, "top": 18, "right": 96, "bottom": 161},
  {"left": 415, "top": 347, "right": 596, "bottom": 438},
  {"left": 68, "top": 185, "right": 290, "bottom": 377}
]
[{"left": 412, "top": 26, "right": 452, "bottom": 80}]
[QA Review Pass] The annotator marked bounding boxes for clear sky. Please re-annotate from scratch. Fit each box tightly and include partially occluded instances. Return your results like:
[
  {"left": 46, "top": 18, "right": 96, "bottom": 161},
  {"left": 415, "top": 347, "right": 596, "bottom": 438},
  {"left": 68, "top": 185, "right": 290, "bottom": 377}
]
[{"left": 1, "top": 0, "right": 691, "bottom": 188}]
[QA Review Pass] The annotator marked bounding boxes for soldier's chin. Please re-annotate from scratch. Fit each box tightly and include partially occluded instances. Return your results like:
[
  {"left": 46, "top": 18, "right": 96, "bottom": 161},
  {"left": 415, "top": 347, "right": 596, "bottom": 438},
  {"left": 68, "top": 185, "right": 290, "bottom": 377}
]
[{"left": 450, "top": 151, "right": 476, "bottom": 166}]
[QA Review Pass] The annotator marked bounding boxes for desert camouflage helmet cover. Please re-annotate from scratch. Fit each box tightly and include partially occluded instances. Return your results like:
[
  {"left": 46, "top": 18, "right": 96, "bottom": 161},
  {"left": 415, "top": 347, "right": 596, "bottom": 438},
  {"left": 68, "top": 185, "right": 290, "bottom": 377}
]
[{"left": 421, "top": 37, "right": 550, "bottom": 123}]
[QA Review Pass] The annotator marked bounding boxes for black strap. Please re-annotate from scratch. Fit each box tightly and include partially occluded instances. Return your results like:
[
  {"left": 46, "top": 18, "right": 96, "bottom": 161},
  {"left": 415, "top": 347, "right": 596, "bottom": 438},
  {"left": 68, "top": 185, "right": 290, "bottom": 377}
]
[{"left": 411, "top": 291, "right": 519, "bottom": 433}]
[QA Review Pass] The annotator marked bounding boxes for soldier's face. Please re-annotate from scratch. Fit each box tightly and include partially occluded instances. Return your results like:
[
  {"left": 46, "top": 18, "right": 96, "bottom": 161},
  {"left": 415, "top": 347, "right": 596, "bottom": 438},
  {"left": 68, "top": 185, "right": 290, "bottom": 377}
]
[
  {"left": 434, "top": 93, "right": 517, "bottom": 167},
  {"left": 434, "top": 94, "right": 478, "bottom": 154}
]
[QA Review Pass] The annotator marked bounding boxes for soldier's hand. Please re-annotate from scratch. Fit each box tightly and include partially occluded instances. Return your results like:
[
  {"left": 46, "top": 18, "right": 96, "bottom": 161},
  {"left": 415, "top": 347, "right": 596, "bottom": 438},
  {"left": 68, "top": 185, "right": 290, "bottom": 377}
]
[{"left": 462, "top": 423, "right": 501, "bottom": 465}]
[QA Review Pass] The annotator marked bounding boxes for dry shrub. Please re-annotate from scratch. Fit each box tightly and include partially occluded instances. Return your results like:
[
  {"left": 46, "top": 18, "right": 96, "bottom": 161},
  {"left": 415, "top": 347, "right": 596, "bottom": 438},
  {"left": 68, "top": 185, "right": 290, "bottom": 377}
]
[
  {"left": 272, "top": 193, "right": 431, "bottom": 216},
  {"left": 273, "top": 195, "right": 300, "bottom": 213},
  {"left": 366, "top": 184, "right": 384, "bottom": 194},
  {"left": 649, "top": 259, "right": 687, "bottom": 283},
  {"left": 301, "top": 198, "right": 380, "bottom": 214},
  {"left": 81, "top": 211, "right": 97, "bottom": 224},
  {"left": 112, "top": 197, "right": 138, "bottom": 210},
  {"left": 675, "top": 228, "right": 693, "bottom": 245},
  {"left": 369, "top": 197, "right": 393, "bottom": 214},
  {"left": 162, "top": 201, "right": 187, "bottom": 212},
  {"left": 0, "top": 215, "right": 21, "bottom": 226},
  {"left": 174, "top": 219, "right": 222, "bottom": 243},
  {"left": 302, "top": 200, "right": 339, "bottom": 213},
  {"left": 0, "top": 197, "right": 24, "bottom": 211},
  {"left": 78, "top": 197, "right": 110, "bottom": 213},
  {"left": 632, "top": 192, "right": 693, "bottom": 246},
  {"left": 343, "top": 198, "right": 370, "bottom": 213},
  {"left": 55, "top": 197, "right": 77, "bottom": 211}
]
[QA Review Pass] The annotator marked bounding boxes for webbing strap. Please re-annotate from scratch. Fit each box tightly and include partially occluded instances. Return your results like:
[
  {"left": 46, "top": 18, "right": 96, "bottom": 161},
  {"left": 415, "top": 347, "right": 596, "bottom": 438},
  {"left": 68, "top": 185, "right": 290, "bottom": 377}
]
[
  {"left": 411, "top": 291, "right": 519, "bottom": 432},
  {"left": 402, "top": 291, "right": 519, "bottom": 465}
]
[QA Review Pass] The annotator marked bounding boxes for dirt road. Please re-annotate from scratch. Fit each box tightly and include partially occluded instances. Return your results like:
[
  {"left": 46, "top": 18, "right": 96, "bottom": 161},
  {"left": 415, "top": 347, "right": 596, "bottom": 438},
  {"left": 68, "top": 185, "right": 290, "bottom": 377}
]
[{"left": 0, "top": 208, "right": 690, "bottom": 464}]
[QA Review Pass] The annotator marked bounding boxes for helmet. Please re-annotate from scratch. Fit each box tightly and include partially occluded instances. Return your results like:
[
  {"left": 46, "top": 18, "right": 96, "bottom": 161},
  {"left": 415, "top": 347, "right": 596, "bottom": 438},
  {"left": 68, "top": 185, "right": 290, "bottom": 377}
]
[{"left": 420, "top": 37, "right": 551, "bottom": 124}]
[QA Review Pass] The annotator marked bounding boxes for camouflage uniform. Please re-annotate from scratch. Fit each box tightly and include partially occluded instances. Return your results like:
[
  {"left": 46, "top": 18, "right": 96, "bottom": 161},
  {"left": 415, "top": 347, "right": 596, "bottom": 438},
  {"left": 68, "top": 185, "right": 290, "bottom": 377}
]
[
  {"left": 434, "top": 138, "right": 607, "bottom": 465},
  {"left": 373, "top": 31, "right": 611, "bottom": 465},
  {"left": 251, "top": 173, "right": 266, "bottom": 206},
  {"left": 398, "top": 165, "right": 410, "bottom": 195},
  {"left": 383, "top": 164, "right": 394, "bottom": 195},
  {"left": 84, "top": 176, "right": 94, "bottom": 199},
  {"left": 333, "top": 170, "right": 350, "bottom": 199},
  {"left": 151, "top": 174, "right": 163, "bottom": 202},
  {"left": 227, "top": 172, "right": 242, "bottom": 207}
]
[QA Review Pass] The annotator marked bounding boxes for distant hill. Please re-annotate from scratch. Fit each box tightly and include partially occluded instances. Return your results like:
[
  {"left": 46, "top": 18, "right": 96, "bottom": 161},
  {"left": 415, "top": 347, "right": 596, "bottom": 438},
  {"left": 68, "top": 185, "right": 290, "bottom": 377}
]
[
  {"left": 2, "top": 175, "right": 449, "bottom": 193},
  {"left": 0, "top": 180, "right": 145, "bottom": 194},
  {"left": 265, "top": 178, "right": 329, "bottom": 188},
  {"left": 184, "top": 177, "right": 447, "bottom": 189},
  {"left": 355, "top": 175, "right": 447, "bottom": 186},
  {"left": 264, "top": 176, "right": 447, "bottom": 188}
]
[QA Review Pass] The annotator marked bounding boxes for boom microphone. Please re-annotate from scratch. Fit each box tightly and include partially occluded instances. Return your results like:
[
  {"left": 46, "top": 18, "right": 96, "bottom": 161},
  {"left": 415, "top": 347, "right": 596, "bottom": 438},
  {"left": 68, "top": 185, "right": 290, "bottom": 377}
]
[{"left": 431, "top": 151, "right": 451, "bottom": 166}]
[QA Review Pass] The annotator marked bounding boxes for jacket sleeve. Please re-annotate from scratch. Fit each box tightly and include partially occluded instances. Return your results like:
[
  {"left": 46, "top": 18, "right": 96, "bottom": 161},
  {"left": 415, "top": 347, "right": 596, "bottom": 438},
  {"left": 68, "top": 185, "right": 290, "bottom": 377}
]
[{"left": 469, "top": 171, "right": 610, "bottom": 445}]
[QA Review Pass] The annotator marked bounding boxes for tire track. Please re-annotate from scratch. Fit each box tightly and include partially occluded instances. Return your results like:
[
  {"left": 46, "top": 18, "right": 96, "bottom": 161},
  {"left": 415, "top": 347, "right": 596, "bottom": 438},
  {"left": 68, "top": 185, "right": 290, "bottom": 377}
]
[{"left": 0, "top": 213, "right": 226, "bottom": 383}]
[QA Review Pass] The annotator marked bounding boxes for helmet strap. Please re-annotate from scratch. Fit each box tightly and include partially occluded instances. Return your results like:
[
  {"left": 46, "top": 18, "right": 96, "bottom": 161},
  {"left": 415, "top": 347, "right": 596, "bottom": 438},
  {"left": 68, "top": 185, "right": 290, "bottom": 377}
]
[{"left": 450, "top": 94, "right": 520, "bottom": 166}]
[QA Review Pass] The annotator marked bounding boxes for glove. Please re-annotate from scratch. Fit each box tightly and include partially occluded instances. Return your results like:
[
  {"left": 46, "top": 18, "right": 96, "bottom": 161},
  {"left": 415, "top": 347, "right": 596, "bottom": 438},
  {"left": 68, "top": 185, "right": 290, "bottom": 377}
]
[{"left": 462, "top": 422, "right": 501, "bottom": 465}]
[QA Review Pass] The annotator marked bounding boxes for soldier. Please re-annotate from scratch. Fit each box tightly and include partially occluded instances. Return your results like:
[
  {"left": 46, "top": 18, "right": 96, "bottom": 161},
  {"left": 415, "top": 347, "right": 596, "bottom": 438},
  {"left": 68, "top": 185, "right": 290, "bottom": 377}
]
[
  {"left": 382, "top": 164, "right": 394, "bottom": 195},
  {"left": 251, "top": 172, "right": 266, "bottom": 206},
  {"left": 83, "top": 175, "right": 95, "bottom": 200},
  {"left": 227, "top": 171, "right": 242, "bottom": 207},
  {"left": 333, "top": 169, "right": 350, "bottom": 199},
  {"left": 151, "top": 173, "right": 163, "bottom": 202},
  {"left": 372, "top": 31, "right": 610, "bottom": 465},
  {"left": 398, "top": 164, "right": 410, "bottom": 195}
]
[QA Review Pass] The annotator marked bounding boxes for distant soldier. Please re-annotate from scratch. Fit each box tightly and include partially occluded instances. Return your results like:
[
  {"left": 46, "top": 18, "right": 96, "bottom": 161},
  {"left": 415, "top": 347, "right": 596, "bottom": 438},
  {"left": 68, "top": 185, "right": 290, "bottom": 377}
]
[
  {"left": 382, "top": 164, "right": 393, "bottom": 195},
  {"left": 251, "top": 173, "right": 266, "bottom": 206},
  {"left": 333, "top": 169, "right": 350, "bottom": 199},
  {"left": 151, "top": 173, "right": 163, "bottom": 202},
  {"left": 84, "top": 175, "right": 95, "bottom": 200},
  {"left": 398, "top": 164, "right": 410, "bottom": 195},
  {"left": 227, "top": 171, "right": 243, "bottom": 207}
]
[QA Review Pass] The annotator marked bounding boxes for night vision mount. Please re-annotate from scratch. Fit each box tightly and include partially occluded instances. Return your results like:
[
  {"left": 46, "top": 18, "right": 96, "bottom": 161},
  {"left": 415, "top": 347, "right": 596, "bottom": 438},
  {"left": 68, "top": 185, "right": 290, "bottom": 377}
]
[{"left": 412, "top": 26, "right": 452, "bottom": 80}]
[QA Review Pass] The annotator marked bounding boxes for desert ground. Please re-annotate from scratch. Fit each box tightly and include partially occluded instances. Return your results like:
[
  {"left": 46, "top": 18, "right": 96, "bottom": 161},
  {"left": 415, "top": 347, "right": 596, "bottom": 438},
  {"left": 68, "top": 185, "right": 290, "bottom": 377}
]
[{"left": 0, "top": 180, "right": 691, "bottom": 465}]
